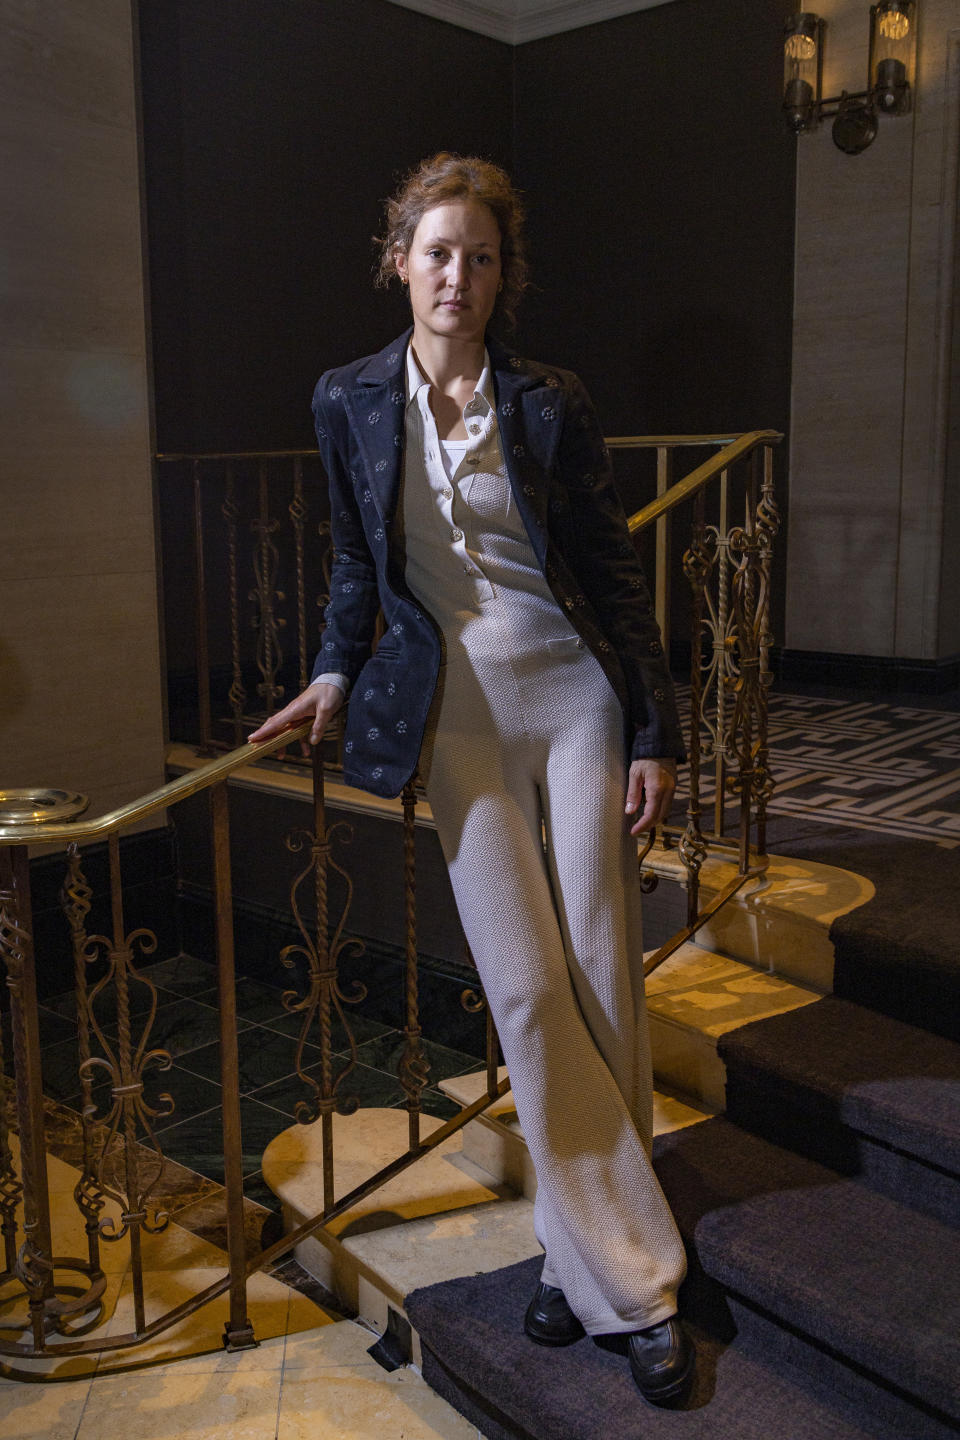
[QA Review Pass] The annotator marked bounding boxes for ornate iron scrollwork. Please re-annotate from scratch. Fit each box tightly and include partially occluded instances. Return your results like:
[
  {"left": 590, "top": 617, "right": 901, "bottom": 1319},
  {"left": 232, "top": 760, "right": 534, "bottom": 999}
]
[{"left": 280, "top": 822, "right": 366, "bottom": 1125}]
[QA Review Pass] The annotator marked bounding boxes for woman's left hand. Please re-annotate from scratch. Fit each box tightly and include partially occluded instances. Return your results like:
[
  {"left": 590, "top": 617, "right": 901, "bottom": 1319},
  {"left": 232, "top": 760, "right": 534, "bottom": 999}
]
[{"left": 625, "top": 758, "right": 677, "bottom": 835}]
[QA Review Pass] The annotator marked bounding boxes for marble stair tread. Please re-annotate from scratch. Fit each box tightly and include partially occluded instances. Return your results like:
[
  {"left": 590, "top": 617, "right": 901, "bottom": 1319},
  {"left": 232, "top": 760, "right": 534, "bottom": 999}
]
[
  {"left": 718, "top": 994, "right": 960, "bottom": 1175},
  {"left": 644, "top": 944, "right": 822, "bottom": 1110},
  {"left": 644, "top": 943, "right": 822, "bottom": 1037},
  {"left": 655, "top": 1116, "right": 960, "bottom": 1422},
  {"left": 262, "top": 1107, "right": 503, "bottom": 1238},
  {"left": 646, "top": 846, "right": 874, "bottom": 991},
  {"left": 263, "top": 1107, "right": 541, "bottom": 1314},
  {"left": 438, "top": 1066, "right": 711, "bottom": 1140}
]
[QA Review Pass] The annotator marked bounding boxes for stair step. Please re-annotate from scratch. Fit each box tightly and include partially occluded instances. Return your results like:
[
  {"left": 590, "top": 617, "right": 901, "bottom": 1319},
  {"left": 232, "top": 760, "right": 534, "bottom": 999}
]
[
  {"left": 439, "top": 1067, "right": 711, "bottom": 1200},
  {"left": 720, "top": 993, "right": 960, "bottom": 1173},
  {"left": 407, "top": 1254, "right": 954, "bottom": 1440},
  {"left": 645, "top": 845, "right": 875, "bottom": 992},
  {"left": 655, "top": 1116, "right": 960, "bottom": 1424},
  {"left": 644, "top": 942, "right": 822, "bottom": 1109},
  {"left": 262, "top": 1106, "right": 540, "bottom": 1340},
  {"left": 718, "top": 994, "right": 960, "bottom": 1222}
]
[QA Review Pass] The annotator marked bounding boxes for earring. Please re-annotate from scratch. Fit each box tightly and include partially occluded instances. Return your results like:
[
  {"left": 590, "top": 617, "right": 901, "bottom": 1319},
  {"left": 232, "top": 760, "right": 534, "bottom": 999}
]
[{"left": 497, "top": 280, "right": 504, "bottom": 293}]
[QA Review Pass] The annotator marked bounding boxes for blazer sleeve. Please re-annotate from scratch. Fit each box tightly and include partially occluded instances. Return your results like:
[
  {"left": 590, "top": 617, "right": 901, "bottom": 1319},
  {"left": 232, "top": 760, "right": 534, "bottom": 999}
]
[
  {"left": 556, "top": 374, "right": 686, "bottom": 763},
  {"left": 310, "top": 375, "right": 381, "bottom": 686}
]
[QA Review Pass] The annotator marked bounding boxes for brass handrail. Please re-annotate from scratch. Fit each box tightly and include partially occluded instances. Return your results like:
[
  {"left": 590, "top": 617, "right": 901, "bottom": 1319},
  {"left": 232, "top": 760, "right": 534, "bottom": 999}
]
[
  {"left": 0, "top": 717, "right": 506, "bottom": 1364},
  {"left": 607, "top": 433, "right": 743, "bottom": 448},
  {"left": 0, "top": 725, "right": 313, "bottom": 846},
  {"left": 626, "top": 429, "right": 782, "bottom": 535}
]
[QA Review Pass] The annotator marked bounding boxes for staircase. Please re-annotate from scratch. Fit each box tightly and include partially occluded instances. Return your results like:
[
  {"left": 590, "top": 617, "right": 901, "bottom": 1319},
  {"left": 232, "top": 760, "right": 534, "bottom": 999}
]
[{"left": 263, "top": 850, "right": 960, "bottom": 1438}]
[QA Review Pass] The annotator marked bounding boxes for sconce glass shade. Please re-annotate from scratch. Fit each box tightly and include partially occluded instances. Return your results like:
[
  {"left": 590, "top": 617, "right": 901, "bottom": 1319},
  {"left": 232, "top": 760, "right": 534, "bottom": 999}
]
[
  {"left": 783, "top": 13, "right": 823, "bottom": 133},
  {"left": 870, "top": 1, "right": 917, "bottom": 114}
]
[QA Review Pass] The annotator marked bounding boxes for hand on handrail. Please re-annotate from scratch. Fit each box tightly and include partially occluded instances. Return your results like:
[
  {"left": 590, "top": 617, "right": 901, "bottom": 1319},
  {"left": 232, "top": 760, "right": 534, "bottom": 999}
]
[{"left": 248, "top": 683, "right": 344, "bottom": 749}]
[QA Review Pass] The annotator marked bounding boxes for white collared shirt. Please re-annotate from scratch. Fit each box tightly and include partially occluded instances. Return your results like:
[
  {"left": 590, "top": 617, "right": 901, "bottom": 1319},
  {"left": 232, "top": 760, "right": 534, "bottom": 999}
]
[{"left": 313, "top": 342, "right": 528, "bottom": 695}]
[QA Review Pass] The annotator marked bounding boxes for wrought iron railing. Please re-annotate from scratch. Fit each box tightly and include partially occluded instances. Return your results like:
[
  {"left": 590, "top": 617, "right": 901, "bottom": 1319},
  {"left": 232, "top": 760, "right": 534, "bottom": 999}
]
[
  {"left": 608, "top": 431, "right": 783, "bottom": 972},
  {"left": 0, "top": 426, "right": 779, "bottom": 1365},
  {"left": 157, "top": 429, "right": 781, "bottom": 940},
  {"left": 0, "top": 733, "right": 507, "bottom": 1363}
]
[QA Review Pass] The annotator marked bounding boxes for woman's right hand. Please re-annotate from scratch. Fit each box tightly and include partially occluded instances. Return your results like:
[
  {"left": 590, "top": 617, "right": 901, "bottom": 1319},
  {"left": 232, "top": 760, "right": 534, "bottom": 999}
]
[{"left": 247, "top": 683, "right": 345, "bottom": 748}]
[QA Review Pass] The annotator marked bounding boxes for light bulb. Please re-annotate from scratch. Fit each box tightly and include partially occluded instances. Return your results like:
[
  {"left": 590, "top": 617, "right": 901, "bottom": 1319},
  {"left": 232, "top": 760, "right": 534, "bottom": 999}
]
[
  {"left": 878, "top": 8, "right": 909, "bottom": 40},
  {"left": 785, "top": 33, "right": 817, "bottom": 61}
]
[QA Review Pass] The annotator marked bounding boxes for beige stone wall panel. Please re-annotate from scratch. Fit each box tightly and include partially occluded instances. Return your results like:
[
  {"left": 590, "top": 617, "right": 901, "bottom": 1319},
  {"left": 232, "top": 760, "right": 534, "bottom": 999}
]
[{"left": 0, "top": 0, "right": 165, "bottom": 818}]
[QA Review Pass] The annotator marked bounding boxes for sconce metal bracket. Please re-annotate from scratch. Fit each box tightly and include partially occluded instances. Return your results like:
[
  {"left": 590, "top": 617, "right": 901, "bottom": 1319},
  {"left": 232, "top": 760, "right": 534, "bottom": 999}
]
[{"left": 825, "top": 91, "right": 881, "bottom": 153}]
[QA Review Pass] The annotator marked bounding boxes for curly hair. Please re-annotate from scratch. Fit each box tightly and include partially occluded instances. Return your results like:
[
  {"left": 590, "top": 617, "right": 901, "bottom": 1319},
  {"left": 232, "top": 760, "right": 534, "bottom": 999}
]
[{"left": 376, "top": 152, "right": 528, "bottom": 328}]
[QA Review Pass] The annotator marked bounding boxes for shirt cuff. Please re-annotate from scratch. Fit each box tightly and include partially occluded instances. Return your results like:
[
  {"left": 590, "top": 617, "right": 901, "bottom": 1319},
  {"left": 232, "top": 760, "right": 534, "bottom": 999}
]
[{"left": 309, "top": 672, "right": 350, "bottom": 696}]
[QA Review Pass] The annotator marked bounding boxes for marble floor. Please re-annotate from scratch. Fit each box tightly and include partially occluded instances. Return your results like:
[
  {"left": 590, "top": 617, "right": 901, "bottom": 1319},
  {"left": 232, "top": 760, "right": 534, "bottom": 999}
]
[
  {"left": 0, "top": 1148, "right": 483, "bottom": 1440},
  {"left": 0, "top": 951, "right": 490, "bottom": 1433}
]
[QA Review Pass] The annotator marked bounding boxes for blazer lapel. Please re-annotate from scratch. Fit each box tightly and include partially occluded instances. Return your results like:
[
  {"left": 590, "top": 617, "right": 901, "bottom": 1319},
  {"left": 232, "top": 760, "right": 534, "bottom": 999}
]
[
  {"left": 489, "top": 341, "right": 562, "bottom": 568},
  {"left": 343, "top": 332, "right": 409, "bottom": 528}
]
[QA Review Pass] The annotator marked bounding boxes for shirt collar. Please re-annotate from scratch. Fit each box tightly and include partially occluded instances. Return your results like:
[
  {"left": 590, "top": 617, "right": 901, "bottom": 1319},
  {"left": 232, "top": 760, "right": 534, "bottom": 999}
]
[{"left": 405, "top": 343, "right": 495, "bottom": 416}]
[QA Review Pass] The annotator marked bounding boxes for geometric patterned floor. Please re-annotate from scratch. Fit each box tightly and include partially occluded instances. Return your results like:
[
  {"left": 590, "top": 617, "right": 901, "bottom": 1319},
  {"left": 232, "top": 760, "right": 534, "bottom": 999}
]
[{"left": 673, "top": 691, "right": 960, "bottom": 849}]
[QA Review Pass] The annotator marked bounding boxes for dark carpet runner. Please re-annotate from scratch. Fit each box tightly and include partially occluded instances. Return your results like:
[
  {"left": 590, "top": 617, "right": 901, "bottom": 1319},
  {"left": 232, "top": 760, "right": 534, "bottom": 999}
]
[
  {"left": 407, "top": 999, "right": 960, "bottom": 1436},
  {"left": 407, "top": 697, "right": 960, "bottom": 1437},
  {"left": 408, "top": 1249, "right": 955, "bottom": 1440}
]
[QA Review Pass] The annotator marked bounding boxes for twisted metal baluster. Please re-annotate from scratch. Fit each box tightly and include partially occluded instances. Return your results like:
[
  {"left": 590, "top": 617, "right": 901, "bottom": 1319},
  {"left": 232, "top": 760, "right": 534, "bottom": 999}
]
[
  {"left": 250, "top": 458, "right": 286, "bottom": 718},
  {"left": 713, "top": 469, "right": 732, "bottom": 836},
  {"left": 81, "top": 836, "right": 171, "bottom": 1336},
  {"left": 0, "top": 895, "right": 23, "bottom": 1284},
  {"left": 60, "top": 845, "right": 105, "bottom": 1273},
  {"left": 280, "top": 746, "right": 366, "bottom": 1214},
  {"left": 398, "top": 782, "right": 429, "bottom": 1147},
  {"left": 315, "top": 518, "right": 344, "bottom": 757},
  {"left": 752, "top": 448, "right": 781, "bottom": 856},
  {"left": 192, "top": 459, "right": 215, "bottom": 755},
  {"left": 680, "top": 493, "right": 710, "bottom": 922},
  {"left": 728, "top": 519, "right": 767, "bottom": 873},
  {"left": 222, "top": 462, "right": 247, "bottom": 747}
]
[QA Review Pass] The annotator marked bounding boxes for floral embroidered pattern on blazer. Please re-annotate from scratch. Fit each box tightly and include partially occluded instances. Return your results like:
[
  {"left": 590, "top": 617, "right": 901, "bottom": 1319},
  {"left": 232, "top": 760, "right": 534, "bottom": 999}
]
[{"left": 311, "top": 328, "right": 684, "bottom": 798}]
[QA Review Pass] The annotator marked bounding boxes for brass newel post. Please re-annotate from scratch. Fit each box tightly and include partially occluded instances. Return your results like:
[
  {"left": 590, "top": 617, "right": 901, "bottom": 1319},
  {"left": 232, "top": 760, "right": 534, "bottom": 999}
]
[{"left": 209, "top": 781, "right": 257, "bottom": 1351}]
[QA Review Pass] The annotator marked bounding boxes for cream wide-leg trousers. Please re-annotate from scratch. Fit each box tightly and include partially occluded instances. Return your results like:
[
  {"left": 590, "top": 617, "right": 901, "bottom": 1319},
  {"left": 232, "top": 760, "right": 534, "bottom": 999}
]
[{"left": 420, "top": 633, "right": 688, "bottom": 1335}]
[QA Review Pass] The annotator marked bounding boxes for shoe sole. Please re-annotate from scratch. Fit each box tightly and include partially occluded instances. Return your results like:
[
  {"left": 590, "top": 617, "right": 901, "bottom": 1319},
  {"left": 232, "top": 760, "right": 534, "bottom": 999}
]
[{"left": 523, "top": 1320, "right": 586, "bottom": 1348}]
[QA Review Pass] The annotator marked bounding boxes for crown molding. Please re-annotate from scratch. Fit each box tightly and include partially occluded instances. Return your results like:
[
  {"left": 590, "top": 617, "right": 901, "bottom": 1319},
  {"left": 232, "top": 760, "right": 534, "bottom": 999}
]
[{"left": 383, "top": 0, "right": 674, "bottom": 45}]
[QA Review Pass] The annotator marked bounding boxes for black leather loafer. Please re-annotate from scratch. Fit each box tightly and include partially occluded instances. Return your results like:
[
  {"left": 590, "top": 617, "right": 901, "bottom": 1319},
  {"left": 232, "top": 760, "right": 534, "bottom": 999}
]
[
  {"left": 627, "top": 1315, "right": 695, "bottom": 1406},
  {"left": 523, "top": 1281, "right": 586, "bottom": 1347}
]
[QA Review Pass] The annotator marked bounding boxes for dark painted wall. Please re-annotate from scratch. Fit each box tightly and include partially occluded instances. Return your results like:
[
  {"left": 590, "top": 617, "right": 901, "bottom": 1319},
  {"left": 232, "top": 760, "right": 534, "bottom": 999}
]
[
  {"left": 140, "top": 0, "right": 795, "bottom": 684},
  {"left": 138, "top": 0, "right": 514, "bottom": 453},
  {"left": 140, "top": 0, "right": 794, "bottom": 453},
  {"left": 513, "top": 0, "right": 795, "bottom": 440}
]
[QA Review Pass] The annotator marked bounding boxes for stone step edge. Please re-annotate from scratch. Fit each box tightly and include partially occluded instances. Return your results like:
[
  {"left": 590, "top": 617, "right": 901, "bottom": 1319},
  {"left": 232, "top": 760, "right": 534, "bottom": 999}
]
[
  {"left": 438, "top": 1066, "right": 714, "bottom": 1142},
  {"left": 262, "top": 1106, "right": 543, "bottom": 1363},
  {"left": 646, "top": 844, "right": 874, "bottom": 936}
]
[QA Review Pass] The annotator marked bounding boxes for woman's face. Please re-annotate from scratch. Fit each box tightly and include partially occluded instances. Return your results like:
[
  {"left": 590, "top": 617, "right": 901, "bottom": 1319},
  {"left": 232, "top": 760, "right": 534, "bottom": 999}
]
[{"left": 395, "top": 200, "right": 502, "bottom": 346}]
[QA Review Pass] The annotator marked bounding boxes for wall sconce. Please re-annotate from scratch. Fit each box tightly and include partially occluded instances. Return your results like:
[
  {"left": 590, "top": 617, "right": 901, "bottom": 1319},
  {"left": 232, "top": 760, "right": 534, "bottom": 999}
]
[{"left": 783, "top": 2, "right": 918, "bottom": 154}]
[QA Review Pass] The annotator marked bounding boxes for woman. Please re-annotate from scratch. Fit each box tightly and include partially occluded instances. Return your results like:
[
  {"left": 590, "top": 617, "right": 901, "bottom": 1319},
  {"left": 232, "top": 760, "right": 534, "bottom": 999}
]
[{"left": 250, "top": 153, "right": 694, "bottom": 1408}]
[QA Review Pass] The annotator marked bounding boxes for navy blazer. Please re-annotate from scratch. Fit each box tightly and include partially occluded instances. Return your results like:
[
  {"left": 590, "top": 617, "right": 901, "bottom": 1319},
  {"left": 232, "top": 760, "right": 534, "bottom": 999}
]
[{"left": 310, "top": 329, "right": 684, "bottom": 798}]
